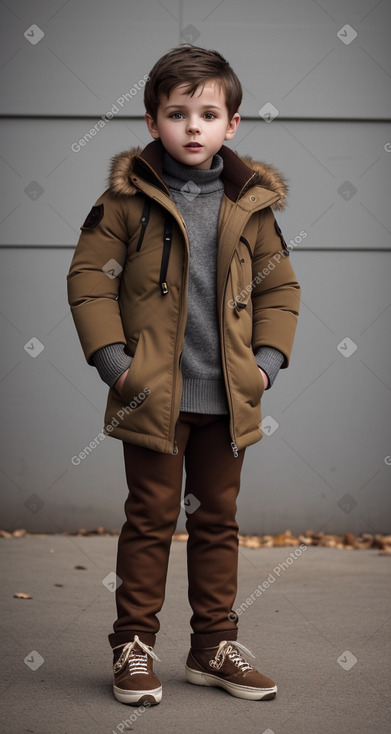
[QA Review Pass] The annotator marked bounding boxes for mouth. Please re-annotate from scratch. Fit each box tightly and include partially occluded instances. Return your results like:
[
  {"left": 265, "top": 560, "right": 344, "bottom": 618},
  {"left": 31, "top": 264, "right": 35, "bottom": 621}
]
[{"left": 184, "top": 143, "right": 203, "bottom": 149}]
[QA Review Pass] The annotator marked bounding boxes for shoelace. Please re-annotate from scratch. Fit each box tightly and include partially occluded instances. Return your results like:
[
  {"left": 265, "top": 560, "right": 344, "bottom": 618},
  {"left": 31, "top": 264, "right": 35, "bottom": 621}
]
[
  {"left": 209, "top": 640, "right": 256, "bottom": 672},
  {"left": 113, "top": 634, "right": 161, "bottom": 676}
]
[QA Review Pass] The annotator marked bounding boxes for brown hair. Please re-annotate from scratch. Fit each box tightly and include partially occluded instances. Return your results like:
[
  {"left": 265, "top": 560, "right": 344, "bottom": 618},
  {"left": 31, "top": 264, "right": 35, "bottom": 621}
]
[{"left": 144, "top": 45, "right": 242, "bottom": 122}]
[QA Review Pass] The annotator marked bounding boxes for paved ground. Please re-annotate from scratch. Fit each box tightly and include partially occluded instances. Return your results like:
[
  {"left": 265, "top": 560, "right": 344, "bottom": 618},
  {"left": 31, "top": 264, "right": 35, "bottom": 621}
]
[{"left": 0, "top": 536, "right": 390, "bottom": 734}]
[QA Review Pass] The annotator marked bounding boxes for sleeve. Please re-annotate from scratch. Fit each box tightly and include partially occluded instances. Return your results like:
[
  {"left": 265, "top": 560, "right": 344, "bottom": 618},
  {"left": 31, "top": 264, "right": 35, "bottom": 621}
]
[
  {"left": 91, "top": 343, "right": 133, "bottom": 387},
  {"left": 251, "top": 207, "right": 301, "bottom": 368},
  {"left": 254, "top": 345, "right": 285, "bottom": 389},
  {"left": 66, "top": 191, "right": 129, "bottom": 365}
]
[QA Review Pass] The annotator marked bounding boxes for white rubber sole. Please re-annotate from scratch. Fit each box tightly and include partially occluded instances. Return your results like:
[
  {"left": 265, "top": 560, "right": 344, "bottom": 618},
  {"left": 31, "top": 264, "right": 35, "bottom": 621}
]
[
  {"left": 113, "top": 684, "right": 162, "bottom": 705},
  {"left": 185, "top": 665, "right": 277, "bottom": 700}
]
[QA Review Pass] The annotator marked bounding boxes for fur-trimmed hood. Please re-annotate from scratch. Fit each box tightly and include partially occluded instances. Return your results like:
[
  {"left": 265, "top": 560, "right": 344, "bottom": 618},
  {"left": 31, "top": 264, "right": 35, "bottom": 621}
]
[{"left": 108, "top": 144, "right": 288, "bottom": 210}]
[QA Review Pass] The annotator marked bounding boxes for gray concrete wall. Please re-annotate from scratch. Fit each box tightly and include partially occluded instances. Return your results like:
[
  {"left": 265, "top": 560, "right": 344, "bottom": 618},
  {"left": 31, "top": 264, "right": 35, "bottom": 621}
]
[{"left": 0, "top": 0, "right": 390, "bottom": 535}]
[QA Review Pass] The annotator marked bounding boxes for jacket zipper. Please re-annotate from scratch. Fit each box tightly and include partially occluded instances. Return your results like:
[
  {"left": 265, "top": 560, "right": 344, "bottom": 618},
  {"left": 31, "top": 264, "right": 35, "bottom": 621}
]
[
  {"left": 170, "top": 272, "right": 186, "bottom": 455},
  {"left": 136, "top": 198, "right": 151, "bottom": 251},
  {"left": 230, "top": 442, "right": 239, "bottom": 458},
  {"left": 221, "top": 278, "right": 239, "bottom": 458},
  {"left": 155, "top": 213, "right": 179, "bottom": 453},
  {"left": 221, "top": 219, "right": 256, "bottom": 457}
]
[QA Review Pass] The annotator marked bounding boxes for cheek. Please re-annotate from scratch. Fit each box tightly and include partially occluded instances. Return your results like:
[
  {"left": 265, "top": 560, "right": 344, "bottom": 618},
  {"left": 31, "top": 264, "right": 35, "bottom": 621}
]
[
  {"left": 165, "top": 126, "right": 178, "bottom": 140},
  {"left": 213, "top": 120, "right": 230, "bottom": 136},
  {"left": 159, "top": 124, "right": 179, "bottom": 144}
]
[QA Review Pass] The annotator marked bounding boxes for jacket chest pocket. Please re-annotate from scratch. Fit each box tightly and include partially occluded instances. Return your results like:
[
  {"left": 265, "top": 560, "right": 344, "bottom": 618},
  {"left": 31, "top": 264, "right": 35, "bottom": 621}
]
[
  {"left": 230, "top": 236, "right": 254, "bottom": 312},
  {"left": 125, "top": 201, "right": 174, "bottom": 297}
]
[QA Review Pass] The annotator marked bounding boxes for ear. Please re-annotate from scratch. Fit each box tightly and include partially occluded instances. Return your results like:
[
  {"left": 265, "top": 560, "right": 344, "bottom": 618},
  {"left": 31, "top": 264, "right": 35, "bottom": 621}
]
[
  {"left": 145, "top": 113, "right": 160, "bottom": 139},
  {"left": 224, "top": 112, "right": 240, "bottom": 141}
]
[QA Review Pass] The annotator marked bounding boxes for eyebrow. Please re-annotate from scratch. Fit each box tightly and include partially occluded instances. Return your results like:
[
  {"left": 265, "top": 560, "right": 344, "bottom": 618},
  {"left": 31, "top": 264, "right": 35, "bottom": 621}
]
[{"left": 164, "top": 104, "right": 222, "bottom": 110}]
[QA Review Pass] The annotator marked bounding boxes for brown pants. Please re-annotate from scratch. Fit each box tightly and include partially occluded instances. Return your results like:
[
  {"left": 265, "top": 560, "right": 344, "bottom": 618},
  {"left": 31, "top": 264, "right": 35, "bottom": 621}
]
[{"left": 108, "top": 412, "right": 245, "bottom": 651}]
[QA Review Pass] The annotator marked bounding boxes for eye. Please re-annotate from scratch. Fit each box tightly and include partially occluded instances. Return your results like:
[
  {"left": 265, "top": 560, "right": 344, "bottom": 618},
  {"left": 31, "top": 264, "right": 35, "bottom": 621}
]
[
  {"left": 203, "top": 112, "right": 216, "bottom": 120},
  {"left": 168, "top": 112, "right": 184, "bottom": 119}
]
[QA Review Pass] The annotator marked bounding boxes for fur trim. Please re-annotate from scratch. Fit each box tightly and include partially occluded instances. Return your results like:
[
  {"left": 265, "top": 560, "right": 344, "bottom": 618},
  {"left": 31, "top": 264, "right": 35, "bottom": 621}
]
[
  {"left": 108, "top": 147, "right": 143, "bottom": 197},
  {"left": 108, "top": 146, "right": 287, "bottom": 209},
  {"left": 238, "top": 154, "right": 288, "bottom": 211}
]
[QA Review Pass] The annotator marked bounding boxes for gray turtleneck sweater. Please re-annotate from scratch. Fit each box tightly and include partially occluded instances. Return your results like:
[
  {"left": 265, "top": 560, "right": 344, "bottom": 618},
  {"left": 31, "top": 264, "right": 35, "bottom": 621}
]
[
  {"left": 92, "top": 150, "right": 284, "bottom": 410},
  {"left": 162, "top": 151, "right": 228, "bottom": 413}
]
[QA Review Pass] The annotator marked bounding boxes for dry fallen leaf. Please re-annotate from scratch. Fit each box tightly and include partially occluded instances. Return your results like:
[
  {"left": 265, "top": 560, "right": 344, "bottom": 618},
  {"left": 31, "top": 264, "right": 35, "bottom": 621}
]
[
  {"left": 14, "top": 592, "right": 32, "bottom": 599},
  {"left": 0, "top": 530, "right": 12, "bottom": 538}
]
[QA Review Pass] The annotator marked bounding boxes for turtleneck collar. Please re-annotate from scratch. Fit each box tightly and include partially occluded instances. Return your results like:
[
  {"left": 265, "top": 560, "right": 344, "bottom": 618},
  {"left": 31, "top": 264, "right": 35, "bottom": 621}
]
[{"left": 162, "top": 150, "right": 224, "bottom": 194}]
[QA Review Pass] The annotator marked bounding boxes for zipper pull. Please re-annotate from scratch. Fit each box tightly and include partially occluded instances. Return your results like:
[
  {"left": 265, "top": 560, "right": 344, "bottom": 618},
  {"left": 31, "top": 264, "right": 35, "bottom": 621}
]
[
  {"left": 173, "top": 439, "right": 178, "bottom": 455},
  {"left": 230, "top": 441, "right": 239, "bottom": 458}
]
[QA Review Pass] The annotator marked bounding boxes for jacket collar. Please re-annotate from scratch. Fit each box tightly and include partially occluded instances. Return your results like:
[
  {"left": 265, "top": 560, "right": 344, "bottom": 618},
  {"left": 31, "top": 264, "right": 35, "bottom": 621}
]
[{"left": 108, "top": 138, "right": 287, "bottom": 210}]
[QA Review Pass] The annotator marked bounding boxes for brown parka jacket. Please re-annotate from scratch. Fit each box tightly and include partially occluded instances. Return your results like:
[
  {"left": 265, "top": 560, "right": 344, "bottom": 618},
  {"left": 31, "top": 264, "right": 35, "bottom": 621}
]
[{"left": 67, "top": 139, "right": 301, "bottom": 455}]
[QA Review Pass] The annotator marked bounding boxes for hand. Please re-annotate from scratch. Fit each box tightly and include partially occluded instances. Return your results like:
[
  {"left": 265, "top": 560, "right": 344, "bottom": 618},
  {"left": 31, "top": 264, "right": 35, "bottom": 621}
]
[
  {"left": 114, "top": 368, "right": 129, "bottom": 398},
  {"left": 258, "top": 367, "right": 269, "bottom": 390}
]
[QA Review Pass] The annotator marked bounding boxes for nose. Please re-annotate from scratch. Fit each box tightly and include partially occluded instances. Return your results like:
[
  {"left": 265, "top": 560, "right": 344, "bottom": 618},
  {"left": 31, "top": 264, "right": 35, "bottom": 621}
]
[{"left": 187, "top": 118, "right": 200, "bottom": 134}]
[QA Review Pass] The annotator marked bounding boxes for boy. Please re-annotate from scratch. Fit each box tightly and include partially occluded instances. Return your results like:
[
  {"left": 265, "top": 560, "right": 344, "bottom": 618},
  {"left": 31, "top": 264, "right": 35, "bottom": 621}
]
[{"left": 67, "top": 45, "right": 300, "bottom": 706}]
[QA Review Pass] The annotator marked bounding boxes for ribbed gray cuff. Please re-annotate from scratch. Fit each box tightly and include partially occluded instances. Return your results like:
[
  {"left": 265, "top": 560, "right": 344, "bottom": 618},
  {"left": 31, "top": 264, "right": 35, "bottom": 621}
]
[
  {"left": 91, "top": 343, "right": 132, "bottom": 387},
  {"left": 254, "top": 346, "right": 285, "bottom": 389}
]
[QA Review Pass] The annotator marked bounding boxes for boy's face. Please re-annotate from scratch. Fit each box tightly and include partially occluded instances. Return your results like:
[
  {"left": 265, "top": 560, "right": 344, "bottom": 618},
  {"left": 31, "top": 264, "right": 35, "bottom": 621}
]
[{"left": 145, "top": 81, "right": 240, "bottom": 170}]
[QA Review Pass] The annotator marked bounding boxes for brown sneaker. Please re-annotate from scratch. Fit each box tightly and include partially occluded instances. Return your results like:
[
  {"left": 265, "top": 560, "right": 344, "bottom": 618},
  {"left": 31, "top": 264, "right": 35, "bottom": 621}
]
[
  {"left": 185, "top": 640, "right": 277, "bottom": 700},
  {"left": 112, "top": 635, "right": 162, "bottom": 705}
]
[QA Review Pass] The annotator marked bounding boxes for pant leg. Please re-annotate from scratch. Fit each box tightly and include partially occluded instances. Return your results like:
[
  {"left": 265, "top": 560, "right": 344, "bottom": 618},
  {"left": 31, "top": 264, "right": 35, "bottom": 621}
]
[
  {"left": 108, "top": 416, "right": 192, "bottom": 649},
  {"left": 183, "top": 414, "right": 246, "bottom": 649}
]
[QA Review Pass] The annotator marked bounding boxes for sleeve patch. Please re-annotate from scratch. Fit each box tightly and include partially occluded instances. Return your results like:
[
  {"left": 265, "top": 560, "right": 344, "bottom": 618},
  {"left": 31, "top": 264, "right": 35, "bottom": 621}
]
[
  {"left": 274, "top": 220, "right": 289, "bottom": 254},
  {"left": 81, "top": 204, "right": 104, "bottom": 230}
]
